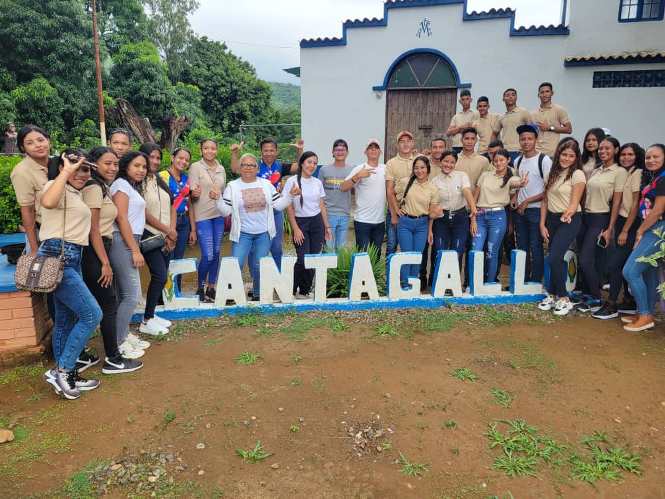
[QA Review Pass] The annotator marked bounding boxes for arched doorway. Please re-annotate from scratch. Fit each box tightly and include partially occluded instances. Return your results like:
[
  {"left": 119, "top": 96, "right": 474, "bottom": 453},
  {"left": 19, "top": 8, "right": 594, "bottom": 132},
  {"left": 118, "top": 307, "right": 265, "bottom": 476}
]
[{"left": 384, "top": 50, "right": 461, "bottom": 160}]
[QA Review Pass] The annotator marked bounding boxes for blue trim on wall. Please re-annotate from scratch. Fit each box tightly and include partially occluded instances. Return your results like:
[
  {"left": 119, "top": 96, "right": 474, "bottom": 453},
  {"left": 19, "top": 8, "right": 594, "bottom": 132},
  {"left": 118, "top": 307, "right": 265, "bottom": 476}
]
[
  {"left": 131, "top": 293, "right": 546, "bottom": 323},
  {"left": 300, "top": 0, "right": 569, "bottom": 48},
  {"left": 617, "top": 0, "right": 665, "bottom": 23},
  {"left": 371, "top": 48, "right": 471, "bottom": 91},
  {"left": 564, "top": 54, "right": 665, "bottom": 67}
]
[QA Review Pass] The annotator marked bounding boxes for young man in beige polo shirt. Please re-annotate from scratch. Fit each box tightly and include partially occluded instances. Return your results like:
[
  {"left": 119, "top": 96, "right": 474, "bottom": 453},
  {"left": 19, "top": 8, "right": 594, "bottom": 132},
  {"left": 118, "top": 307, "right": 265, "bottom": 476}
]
[
  {"left": 455, "top": 128, "right": 493, "bottom": 191},
  {"left": 531, "top": 82, "right": 572, "bottom": 157},
  {"left": 498, "top": 88, "right": 531, "bottom": 162},
  {"left": 446, "top": 89, "right": 479, "bottom": 154},
  {"left": 386, "top": 130, "right": 417, "bottom": 257},
  {"left": 473, "top": 96, "right": 500, "bottom": 154}
]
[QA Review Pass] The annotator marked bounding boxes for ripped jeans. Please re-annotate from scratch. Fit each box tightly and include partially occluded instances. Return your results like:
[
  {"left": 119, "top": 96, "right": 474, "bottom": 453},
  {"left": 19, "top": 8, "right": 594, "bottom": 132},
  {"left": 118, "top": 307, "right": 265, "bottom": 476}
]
[{"left": 472, "top": 208, "right": 508, "bottom": 283}]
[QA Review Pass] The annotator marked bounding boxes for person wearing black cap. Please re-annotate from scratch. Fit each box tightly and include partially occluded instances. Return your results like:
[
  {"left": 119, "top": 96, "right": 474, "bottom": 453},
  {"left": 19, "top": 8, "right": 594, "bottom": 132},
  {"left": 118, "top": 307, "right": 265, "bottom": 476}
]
[{"left": 512, "top": 124, "right": 552, "bottom": 284}]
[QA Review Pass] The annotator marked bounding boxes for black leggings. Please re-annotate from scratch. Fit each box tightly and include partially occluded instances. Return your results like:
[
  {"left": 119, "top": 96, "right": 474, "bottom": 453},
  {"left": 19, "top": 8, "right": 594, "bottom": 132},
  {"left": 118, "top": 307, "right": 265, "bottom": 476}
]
[
  {"left": 607, "top": 216, "right": 637, "bottom": 303},
  {"left": 578, "top": 213, "right": 609, "bottom": 299},
  {"left": 545, "top": 212, "right": 582, "bottom": 297},
  {"left": 293, "top": 214, "right": 325, "bottom": 295},
  {"left": 142, "top": 231, "right": 169, "bottom": 320},
  {"left": 81, "top": 239, "right": 121, "bottom": 360}
]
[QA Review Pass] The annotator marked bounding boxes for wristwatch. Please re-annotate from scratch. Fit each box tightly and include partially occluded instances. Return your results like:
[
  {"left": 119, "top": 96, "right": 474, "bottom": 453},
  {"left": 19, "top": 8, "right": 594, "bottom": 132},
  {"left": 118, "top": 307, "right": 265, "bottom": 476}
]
[{"left": 549, "top": 126, "right": 555, "bottom": 132}]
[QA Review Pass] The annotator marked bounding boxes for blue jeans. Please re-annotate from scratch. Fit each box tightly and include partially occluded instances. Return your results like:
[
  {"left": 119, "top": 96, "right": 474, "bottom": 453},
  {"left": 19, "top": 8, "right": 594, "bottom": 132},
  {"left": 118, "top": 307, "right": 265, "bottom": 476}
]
[
  {"left": 232, "top": 232, "right": 271, "bottom": 297},
  {"left": 472, "top": 209, "right": 508, "bottom": 283},
  {"left": 196, "top": 216, "right": 225, "bottom": 287},
  {"left": 432, "top": 210, "right": 469, "bottom": 269},
  {"left": 170, "top": 212, "right": 190, "bottom": 288},
  {"left": 38, "top": 239, "right": 102, "bottom": 370},
  {"left": 355, "top": 221, "right": 385, "bottom": 257},
  {"left": 271, "top": 210, "right": 284, "bottom": 269},
  {"left": 397, "top": 215, "right": 429, "bottom": 286},
  {"left": 327, "top": 214, "right": 350, "bottom": 250},
  {"left": 514, "top": 207, "right": 544, "bottom": 282},
  {"left": 622, "top": 221, "right": 665, "bottom": 315},
  {"left": 386, "top": 219, "right": 398, "bottom": 256}
]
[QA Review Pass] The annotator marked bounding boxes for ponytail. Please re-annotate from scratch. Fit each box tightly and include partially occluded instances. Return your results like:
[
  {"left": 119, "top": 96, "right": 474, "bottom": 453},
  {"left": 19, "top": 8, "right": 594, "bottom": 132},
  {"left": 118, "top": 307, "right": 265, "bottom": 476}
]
[
  {"left": 297, "top": 151, "right": 318, "bottom": 208},
  {"left": 492, "top": 149, "right": 513, "bottom": 187}
]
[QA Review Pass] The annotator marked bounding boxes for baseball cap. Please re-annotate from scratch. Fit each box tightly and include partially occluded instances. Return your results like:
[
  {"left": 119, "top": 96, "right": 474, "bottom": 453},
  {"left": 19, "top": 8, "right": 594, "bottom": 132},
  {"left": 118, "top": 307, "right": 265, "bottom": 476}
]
[
  {"left": 516, "top": 123, "right": 539, "bottom": 137},
  {"left": 396, "top": 130, "right": 414, "bottom": 141},
  {"left": 365, "top": 138, "right": 381, "bottom": 150}
]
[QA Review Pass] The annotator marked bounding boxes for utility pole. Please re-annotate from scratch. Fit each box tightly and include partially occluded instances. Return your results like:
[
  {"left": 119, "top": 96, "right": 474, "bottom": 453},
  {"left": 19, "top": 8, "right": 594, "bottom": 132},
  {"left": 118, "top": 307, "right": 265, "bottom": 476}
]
[{"left": 91, "top": 0, "right": 107, "bottom": 145}]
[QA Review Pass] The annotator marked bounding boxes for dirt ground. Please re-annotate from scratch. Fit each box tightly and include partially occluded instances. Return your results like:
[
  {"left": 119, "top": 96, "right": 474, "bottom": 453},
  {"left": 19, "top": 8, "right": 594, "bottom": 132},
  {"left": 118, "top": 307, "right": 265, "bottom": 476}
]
[{"left": 1, "top": 305, "right": 665, "bottom": 499}]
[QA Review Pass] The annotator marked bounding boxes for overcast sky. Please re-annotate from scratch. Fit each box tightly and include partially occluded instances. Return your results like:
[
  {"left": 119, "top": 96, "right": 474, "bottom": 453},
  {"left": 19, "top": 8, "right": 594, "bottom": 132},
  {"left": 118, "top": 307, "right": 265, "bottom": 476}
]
[{"left": 190, "top": 0, "right": 563, "bottom": 84}]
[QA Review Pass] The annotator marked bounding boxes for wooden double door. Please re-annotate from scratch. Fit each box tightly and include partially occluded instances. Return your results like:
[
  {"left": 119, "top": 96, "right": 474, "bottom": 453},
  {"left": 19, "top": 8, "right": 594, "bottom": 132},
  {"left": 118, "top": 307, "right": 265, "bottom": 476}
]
[{"left": 385, "top": 88, "right": 457, "bottom": 161}]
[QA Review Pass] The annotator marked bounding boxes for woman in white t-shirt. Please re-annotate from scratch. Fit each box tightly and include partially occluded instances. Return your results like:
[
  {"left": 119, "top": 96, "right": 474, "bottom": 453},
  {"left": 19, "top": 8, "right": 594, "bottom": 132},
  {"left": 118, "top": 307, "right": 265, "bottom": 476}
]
[
  {"left": 109, "top": 151, "right": 150, "bottom": 359},
  {"left": 284, "top": 151, "right": 332, "bottom": 298},
  {"left": 217, "top": 154, "right": 300, "bottom": 300}
]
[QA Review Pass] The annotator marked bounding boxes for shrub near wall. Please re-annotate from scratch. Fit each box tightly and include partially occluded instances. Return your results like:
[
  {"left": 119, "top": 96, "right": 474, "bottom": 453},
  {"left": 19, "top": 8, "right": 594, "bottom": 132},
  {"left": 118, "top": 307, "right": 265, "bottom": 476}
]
[{"left": 0, "top": 155, "right": 22, "bottom": 234}]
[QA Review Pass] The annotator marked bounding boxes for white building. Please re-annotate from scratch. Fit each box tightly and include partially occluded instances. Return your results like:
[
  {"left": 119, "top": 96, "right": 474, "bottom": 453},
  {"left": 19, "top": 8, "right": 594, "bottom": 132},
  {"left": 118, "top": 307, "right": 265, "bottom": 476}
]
[{"left": 299, "top": 0, "right": 665, "bottom": 162}]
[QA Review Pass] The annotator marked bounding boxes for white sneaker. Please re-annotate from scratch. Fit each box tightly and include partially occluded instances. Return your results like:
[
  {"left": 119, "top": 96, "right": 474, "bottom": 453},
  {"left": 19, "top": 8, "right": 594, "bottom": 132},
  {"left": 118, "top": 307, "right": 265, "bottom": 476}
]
[
  {"left": 553, "top": 298, "right": 574, "bottom": 316},
  {"left": 139, "top": 318, "right": 169, "bottom": 336},
  {"left": 538, "top": 294, "right": 556, "bottom": 311},
  {"left": 127, "top": 332, "right": 151, "bottom": 350},
  {"left": 295, "top": 292, "right": 311, "bottom": 300},
  {"left": 119, "top": 341, "right": 145, "bottom": 359},
  {"left": 152, "top": 315, "right": 172, "bottom": 328}
]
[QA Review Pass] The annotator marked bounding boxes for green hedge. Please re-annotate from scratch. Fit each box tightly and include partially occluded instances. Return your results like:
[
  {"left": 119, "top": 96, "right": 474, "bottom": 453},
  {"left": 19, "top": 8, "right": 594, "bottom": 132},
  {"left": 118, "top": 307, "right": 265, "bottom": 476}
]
[{"left": 0, "top": 155, "right": 22, "bottom": 234}]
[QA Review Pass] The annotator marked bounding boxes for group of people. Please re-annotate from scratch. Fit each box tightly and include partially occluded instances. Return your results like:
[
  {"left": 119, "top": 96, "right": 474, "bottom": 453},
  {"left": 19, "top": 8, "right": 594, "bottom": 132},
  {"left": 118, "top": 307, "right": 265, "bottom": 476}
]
[{"left": 7, "top": 81, "right": 665, "bottom": 400}]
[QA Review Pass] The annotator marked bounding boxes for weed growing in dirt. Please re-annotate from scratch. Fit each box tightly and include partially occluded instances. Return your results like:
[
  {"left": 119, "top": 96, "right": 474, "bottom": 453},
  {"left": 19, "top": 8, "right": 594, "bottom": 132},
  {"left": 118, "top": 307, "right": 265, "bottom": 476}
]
[
  {"left": 289, "top": 425, "right": 300, "bottom": 433},
  {"left": 568, "top": 432, "right": 641, "bottom": 483},
  {"left": 491, "top": 388, "right": 514, "bottom": 408},
  {"left": 443, "top": 420, "right": 457, "bottom": 429},
  {"left": 451, "top": 368, "right": 478, "bottom": 382},
  {"left": 375, "top": 324, "right": 399, "bottom": 337},
  {"left": 397, "top": 452, "right": 429, "bottom": 477},
  {"left": 0, "top": 363, "right": 45, "bottom": 385},
  {"left": 236, "top": 441, "right": 272, "bottom": 463},
  {"left": 290, "top": 353, "right": 303, "bottom": 364},
  {"left": 289, "top": 377, "right": 302, "bottom": 386},
  {"left": 235, "top": 352, "right": 261, "bottom": 365},
  {"left": 234, "top": 313, "right": 260, "bottom": 327},
  {"left": 162, "top": 409, "right": 176, "bottom": 427}
]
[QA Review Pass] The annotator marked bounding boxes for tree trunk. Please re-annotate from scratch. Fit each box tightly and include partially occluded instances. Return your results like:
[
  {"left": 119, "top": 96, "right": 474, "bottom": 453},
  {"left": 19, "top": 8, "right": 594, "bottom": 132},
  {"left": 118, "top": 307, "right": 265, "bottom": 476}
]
[
  {"left": 160, "top": 116, "right": 191, "bottom": 151},
  {"left": 107, "top": 98, "right": 157, "bottom": 144}
]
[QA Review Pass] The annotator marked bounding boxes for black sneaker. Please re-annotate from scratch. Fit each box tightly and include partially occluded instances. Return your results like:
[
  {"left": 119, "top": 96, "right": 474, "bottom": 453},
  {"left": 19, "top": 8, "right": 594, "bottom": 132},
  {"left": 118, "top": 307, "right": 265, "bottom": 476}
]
[
  {"left": 617, "top": 300, "right": 637, "bottom": 315},
  {"left": 205, "top": 286, "right": 216, "bottom": 302},
  {"left": 102, "top": 356, "right": 144, "bottom": 374},
  {"left": 75, "top": 348, "right": 100, "bottom": 373},
  {"left": 575, "top": 299, "right": 601, "bottom": 313},
  {"left": 592, "top": 303, "right": 618, "bottom": 320},
  {"left": 47, "top": 368, "right": 81, "bottom": 400},
  {"left": 72, "top": 369, "right": 100, "bottom": 391}
]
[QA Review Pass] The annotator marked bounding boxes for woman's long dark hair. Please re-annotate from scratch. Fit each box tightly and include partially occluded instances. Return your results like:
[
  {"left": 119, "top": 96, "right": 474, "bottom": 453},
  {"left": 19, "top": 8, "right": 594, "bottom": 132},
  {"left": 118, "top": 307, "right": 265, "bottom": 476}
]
[
  {"left": 402, "top": 155, "right": 431, "bottom": 203},
  {"left": 581, "top": 127, "right": 606, "bottom": 165},
  {"left": 618, "top": 143, "right": 645, "bottom": 172},
  {"left": 600, "top": 136, "right": 620, "bottom": 165},
  {"left": 296, "top": 151, "right": 318, "bottom": 207},
  {"left": 117, "top": 151, "right": 148, "bottom": 195},
  {"left": 17, "top": 124, "right": 50, "bottom": 154},
  {"left": 545, "top": 139, "right": 582, "bottom": 192},
  {"left": 640, "top": 144, "right": 665, "bottom": 192},
  {"left": 139, "top": 142, "right": 171, "bottom": 196},
  {"left": 492, "top": 149, "right": 513, "bottom": 187},
  {"left": 47, "top": 148, "right": 86, "bottom": 180},
  {"left": 86, "top": 146, "right": 117, "bottom": 197}
]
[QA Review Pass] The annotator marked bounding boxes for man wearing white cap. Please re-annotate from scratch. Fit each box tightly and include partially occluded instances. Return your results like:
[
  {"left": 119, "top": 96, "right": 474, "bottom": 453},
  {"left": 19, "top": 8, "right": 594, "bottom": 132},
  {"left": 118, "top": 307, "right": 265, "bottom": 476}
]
[{"left": 341, "top": 139, "right": 387, "bottom": 255}]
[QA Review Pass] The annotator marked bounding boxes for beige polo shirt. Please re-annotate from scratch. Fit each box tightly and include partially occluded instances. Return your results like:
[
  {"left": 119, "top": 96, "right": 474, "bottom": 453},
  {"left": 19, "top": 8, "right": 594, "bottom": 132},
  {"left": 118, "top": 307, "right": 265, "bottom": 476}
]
[
  {"left": 547, "top": 169, "right": 586, "bottom": 213},
  {"left": 189, "top": 159, "right": 226, "bottom": 222},
  {"left": 585, "top": 164, "right": 629, "bottom": 214},
  {"left": 431, "top": 171, "right": 471, "bottom": 211},
  {"left": 81, "top": 183, "right": 118, "bottom": 238},
  {"left": 531, "top": 104, "right": 571, "bottom": 157},
  {"left": 10, "top": 156, "right": 49, "bottom": 225},
  {"left": 477, "top": 171, "right": 522, "bottom": 209},
  {"left": 498, "top": 106, "right": 531, "bottom": 152},
  {"left": 396, "top": 178, "right": 439, "bottom": 217},
  {"left": 619, "top": 168, "right": 642, "bottom": 218},
  {"left": 449, "top": 109, "right": 479, "bottom": 148},
  {"left": 473, "top": 113, "right": 501, "bottom": 153},
  {"left": 385, "top": 154, "right": 415, "bottom": 183},
  {"left": 144, "top": 175, "right": 172, "bottom": 236},
  {"left": 582, "top": 158, "right": 598, "bottom": 180},
  {"left": 39, "top": 181, "right": 91, "bottom": 246},
  {"left": 455, "top": 152, "right": 492, "bottom": 191}
]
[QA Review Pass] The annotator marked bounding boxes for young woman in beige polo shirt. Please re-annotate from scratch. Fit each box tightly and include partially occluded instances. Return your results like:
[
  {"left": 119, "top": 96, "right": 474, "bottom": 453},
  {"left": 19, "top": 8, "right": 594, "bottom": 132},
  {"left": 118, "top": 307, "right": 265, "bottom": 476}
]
[
  {"left": 39, "top": 152, "right": 103, "bottom": 400},
  {"left": 538, "top": 139, "right": 586, "bottom": 316},
  {"left": 581, "top": 128, "right": 606, "bottom": 180},
  {"left": 472, "top": 150, "right": 528, "bottom": 283},
  {"left": 189, "top": 139, "right": 227, "bottom": 302},
  {"left": 395, "top": 155, "right": 440, "bottom": 288},
  {"left": 576, "top": 137, "right": 628, "bottom": 312}
]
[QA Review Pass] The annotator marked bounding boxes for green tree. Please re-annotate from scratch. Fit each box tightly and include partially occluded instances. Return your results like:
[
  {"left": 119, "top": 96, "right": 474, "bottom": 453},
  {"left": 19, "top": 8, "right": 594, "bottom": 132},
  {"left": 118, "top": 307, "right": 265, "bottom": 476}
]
[
  {"left": 143, "top": 0, "right": 200, "bottom": 82},
  {"left": 95, "top": 0, "right": 149, "bottom": 54},
  {"left": 0, "top": 92, "right": 16, "bottom": 128},
  {"left": 171, "top": 82, "right": 206, "bottom": 128},
  {"left": 11, "top": 77, "right": 65, "bottom": 133}
]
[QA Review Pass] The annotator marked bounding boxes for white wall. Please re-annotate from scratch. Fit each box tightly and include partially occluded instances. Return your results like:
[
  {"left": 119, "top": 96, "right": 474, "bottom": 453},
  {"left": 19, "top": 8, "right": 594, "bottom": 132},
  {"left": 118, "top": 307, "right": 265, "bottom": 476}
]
[{"left": 301, "top": 1, "right": 665, "bottom": 164}]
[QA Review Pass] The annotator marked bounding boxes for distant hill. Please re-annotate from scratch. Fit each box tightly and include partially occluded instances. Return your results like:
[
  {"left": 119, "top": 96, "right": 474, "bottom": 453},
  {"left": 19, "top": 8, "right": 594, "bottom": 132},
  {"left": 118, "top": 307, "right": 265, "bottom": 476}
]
[{"left": 269, "top": 82, "right": 301, "bottom": 110}]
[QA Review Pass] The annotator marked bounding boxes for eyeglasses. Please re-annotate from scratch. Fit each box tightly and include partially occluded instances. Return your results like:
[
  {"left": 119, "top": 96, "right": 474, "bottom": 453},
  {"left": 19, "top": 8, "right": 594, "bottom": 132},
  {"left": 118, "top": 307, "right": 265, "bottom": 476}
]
[{"left": 240, "top": 163, "right": 257, "bottom": 168}]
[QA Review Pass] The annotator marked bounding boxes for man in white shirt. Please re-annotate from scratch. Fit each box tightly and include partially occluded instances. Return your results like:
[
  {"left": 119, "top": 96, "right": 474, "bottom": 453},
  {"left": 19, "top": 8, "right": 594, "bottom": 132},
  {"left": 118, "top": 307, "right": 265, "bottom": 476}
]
[
  {"left": 512, "top": 124, "right": 552, "bottom": 283},
  {"left": 341, "top": 139, "right": 387, "bottom": 256}
]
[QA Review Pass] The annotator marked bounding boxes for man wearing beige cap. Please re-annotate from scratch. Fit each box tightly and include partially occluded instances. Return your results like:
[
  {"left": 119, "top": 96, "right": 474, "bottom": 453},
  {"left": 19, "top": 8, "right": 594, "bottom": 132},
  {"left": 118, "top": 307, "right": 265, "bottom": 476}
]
[
  {"left": 385, "top": 130, "right": 417, "bottom": 256},
  {"left": 341, "top": 139, "right": 386, "bottom": 255}
]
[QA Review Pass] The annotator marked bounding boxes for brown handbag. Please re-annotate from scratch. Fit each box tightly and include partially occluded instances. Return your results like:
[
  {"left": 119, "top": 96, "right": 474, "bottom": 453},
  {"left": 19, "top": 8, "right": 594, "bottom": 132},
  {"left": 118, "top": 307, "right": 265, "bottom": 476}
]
[{"left": 14, "top": 191, "right": 67, "bottom": 293}]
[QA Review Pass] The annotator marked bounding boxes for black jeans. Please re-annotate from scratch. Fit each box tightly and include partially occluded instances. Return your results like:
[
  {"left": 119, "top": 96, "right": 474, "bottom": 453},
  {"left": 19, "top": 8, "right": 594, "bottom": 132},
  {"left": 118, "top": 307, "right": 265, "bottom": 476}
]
[
  {"left": 81, "top": 238, "right": 121, "bottom": 360},
  {"left": 607, "top": 216, "right": 637, "bottom": 303},
  {"left": 545, "top": 212, "right": 582, "bottom": 297},
  {"left": 293, "top": 214, "right": 325, "bottom": 295},
  {"left": 354, "top": 221, "right": 385, "bottom": 258},
  {"left": 142, "top": 231, "right": 169, "bottom": 320},
  {"left": 432, "top": 209, "right": 470, "bottom": 270},
  {"left": 578, "top": 212, "right": 609, "bottom": 299}
]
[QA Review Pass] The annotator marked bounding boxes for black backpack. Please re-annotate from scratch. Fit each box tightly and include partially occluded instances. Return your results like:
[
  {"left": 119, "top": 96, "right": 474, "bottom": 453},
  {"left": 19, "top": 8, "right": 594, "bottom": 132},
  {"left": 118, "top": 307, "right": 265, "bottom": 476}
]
[{"left": 515, "top": 153, "right": 545, "bottom": 180}]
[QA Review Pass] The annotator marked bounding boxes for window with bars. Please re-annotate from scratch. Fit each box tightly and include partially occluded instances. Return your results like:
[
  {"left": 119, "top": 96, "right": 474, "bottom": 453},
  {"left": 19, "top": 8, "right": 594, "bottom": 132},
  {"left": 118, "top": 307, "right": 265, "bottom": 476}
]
[
  {"left": 619, "top": 0, "right": 664, "bottom": 21},
  {"left": 387, "top": 53, "right": 457, "bottom": 89},
  {"left": 593, "top": 70, "right": 665, "bottom": 88}
]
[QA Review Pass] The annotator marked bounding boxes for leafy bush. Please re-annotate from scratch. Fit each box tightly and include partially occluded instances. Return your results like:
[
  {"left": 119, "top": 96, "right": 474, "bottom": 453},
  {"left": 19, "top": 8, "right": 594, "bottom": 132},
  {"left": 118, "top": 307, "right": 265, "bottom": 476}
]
[
  {"left": 326, "top": 245, "right": 386, "bottom": 298},
  {"left": 0, "top": 155, "right": 23, "bottom": 233}
]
